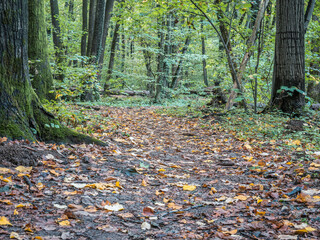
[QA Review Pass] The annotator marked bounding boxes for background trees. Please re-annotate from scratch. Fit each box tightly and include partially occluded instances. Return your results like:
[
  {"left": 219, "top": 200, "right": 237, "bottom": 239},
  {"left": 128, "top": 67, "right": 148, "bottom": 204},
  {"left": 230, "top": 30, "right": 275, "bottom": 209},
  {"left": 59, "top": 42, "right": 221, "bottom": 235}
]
[{"left": 1, "top": 0, "right": 319, "bottom": 143}]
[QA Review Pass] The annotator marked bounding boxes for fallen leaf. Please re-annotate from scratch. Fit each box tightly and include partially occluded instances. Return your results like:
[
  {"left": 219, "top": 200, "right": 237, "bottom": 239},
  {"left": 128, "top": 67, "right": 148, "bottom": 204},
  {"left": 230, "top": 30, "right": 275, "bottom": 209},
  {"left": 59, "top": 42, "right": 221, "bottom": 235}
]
[
  {"left": 15, "top": 166, "right": 32, "bottom": 173},
  {"left": 58, "top": 220, "right": 71, "bottom": 226},
  {"left": 118, "top": 212, "right": 134, "bottom": 218},
  {"left": 0, "top": 216, "right": 12, "bottom": 225},
  {"left": 10, "top": 232, "right": 22, "bottom": 239},
  {"left": 294, "top": 226, "right": 317, "bottom": 234},
  {"left": 104, "top": 203, "right": 124, "bottom": 211},
  {"left": 142, "top": 207, "right": 154, "bottom": 216},
  {"left": 234, "top": 195, "right": 248, "bottom": 201},
  {"left": 141, "top": 222, "right": 151, "bottom": 230},
  {"left": 183, "top": 185, "right": 196, "bottom": 191}
]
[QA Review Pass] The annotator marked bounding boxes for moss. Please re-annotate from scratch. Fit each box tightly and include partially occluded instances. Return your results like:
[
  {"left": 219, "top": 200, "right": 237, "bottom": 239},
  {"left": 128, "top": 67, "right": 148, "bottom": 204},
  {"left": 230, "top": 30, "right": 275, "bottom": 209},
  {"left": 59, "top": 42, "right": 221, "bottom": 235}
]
[{"left": 0, "top": 122, "right": 34, "bottom": 140}]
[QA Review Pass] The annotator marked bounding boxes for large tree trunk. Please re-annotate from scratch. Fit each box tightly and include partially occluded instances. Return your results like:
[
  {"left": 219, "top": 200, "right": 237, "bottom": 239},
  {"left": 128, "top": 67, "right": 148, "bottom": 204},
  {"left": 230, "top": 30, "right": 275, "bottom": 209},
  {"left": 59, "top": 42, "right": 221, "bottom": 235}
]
[
  {"left": 86, "top": 0, "right": 96, "bottom": 56},
  {"left": 90, "top": 0, "right": 106, "bottom": 61},
  {"left": 270, "top": 0, "right": 305, "bottom": 113},
  {"left": 98, "top": 0, "right": 116, "bottom": 65},
  {"left": 0, "top": 1, "right": 105, "bottom": 145},
  {"left": 28, "top": 0, "right": 54, "bottom": 101}
]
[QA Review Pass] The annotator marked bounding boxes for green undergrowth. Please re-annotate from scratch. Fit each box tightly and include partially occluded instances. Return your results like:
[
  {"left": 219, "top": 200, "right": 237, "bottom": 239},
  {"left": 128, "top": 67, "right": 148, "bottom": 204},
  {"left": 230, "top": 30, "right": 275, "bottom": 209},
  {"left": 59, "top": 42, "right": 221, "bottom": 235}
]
[{"left": 158, "top": 105, "right": 320, "bottom": 152}]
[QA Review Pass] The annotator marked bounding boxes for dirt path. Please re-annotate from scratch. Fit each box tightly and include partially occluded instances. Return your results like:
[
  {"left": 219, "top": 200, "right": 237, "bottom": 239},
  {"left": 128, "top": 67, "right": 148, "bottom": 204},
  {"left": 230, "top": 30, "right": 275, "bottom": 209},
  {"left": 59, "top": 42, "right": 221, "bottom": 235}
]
[{"left": 0, "top": 107, "right": 319, "bottom": 239}]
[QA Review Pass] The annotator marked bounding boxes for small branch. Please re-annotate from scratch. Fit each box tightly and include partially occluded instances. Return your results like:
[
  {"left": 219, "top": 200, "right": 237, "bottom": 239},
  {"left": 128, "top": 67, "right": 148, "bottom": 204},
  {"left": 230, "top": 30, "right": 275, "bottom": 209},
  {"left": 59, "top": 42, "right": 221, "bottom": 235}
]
[{"left": 305, "top": 0, "right": 316, "bottom": 32}]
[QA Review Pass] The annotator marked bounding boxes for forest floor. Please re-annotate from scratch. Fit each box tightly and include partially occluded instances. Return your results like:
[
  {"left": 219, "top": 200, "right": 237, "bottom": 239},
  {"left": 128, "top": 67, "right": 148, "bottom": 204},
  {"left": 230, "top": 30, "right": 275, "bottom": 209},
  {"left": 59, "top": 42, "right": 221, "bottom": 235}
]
[{"left": 0, "top": 105, "right": 319, "bottom": 240}]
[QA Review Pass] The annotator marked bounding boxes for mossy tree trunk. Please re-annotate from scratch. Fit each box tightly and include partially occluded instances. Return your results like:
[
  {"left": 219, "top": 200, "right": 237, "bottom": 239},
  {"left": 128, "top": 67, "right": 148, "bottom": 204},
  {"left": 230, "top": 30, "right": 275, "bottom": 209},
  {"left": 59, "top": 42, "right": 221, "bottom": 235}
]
[
  {"left": 28, "top": 0, "right": 54, "bottom": 101},
  {"left": 0, "top": 1, "right": 105, "bottom": 146}
]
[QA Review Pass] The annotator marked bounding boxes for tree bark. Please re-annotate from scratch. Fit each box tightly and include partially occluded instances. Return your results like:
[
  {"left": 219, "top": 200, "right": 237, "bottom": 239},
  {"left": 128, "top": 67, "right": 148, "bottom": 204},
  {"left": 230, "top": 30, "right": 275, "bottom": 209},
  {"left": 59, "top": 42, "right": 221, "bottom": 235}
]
[
  {"left": 0, "top": 1, "right": 105, "bottom": 145},
  {"left": 28, "top": 0, "right": 54, "bottom": 101},
  {"left": 86, "top": 0, "right": 96, "bottom": 56},
  {"left": 50, "top": 0, "right": 64, "bottom": 80},
  {"left": 270, "top": 0, "right": 305, "bottom": 113},
  {"left": 104, "top": 21, "right": 120, "bottom": 91},
  {"left": 201, "top": 21, "right": 208, "bottom": 87},
  {"left": 81, "top": 0, "right": 88, "bottom": 57},
  {"left": 98, "top": 0, "right": 116, "bottom": 65},
  {"left": 90, "top": 0, "right": 106, "bottom": 61}
]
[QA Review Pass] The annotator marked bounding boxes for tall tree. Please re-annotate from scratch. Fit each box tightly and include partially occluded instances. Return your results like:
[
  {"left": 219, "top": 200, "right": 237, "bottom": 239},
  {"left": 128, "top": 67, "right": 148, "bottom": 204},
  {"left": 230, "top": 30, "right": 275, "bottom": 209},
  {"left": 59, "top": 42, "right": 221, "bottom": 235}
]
[
  {"left": 90, "top": 0, "right": 106, "bottom": 60},
  {"left": 86, "top": 0, "right": 96, "bottom": 56},
  {"left": 0, "top": 1, "right": 104, "bottom": 144},
  {"left": 270, "top": 0, "right": 305, "bottom": 113},
  {"left": 98, "top": 0, "right": 116, "bottom": 65},
  {"left": 201, "top": 20, "right": 208, "bottom": 87},
  {"left": 50, "top": 0, "right": 65, "bottom": 80},
  {"left": 104, "top": 21, "right": 121, "bottom": 91},
  {"left": 28, "top": 0, "right": 54, "bottom": 101},
  {"left": 81, "top": 0, "right": 88, "bottom": 57}
]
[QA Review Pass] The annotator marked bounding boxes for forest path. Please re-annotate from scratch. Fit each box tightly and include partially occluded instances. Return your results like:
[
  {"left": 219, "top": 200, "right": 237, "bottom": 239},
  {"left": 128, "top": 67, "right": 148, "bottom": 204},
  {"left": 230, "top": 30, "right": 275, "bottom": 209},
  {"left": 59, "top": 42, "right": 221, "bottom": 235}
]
[{"left": 0, "top": 106, "right": 319, "bottom": 239}]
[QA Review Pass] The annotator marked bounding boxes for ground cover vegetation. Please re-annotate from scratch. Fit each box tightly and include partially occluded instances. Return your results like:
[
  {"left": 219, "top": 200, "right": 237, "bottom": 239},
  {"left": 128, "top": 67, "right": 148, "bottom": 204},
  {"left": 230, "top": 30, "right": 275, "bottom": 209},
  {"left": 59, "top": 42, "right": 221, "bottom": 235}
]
[{"left": 0, "top": 0, "right": 320, "bottom": 239}]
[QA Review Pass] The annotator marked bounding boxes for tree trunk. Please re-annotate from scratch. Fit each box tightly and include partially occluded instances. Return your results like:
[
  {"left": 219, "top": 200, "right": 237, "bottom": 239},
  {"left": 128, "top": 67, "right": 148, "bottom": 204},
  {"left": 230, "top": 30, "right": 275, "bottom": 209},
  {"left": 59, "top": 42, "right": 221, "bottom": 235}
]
[
  {"left": 0, "top": 1, "right": 105, "bottom": 145},
  {"left": 225, "top": 0, "right": 269, "bottom": 110},
  {"left": 154, "top": 18, "right": 166, "bottom": 103},
  {"left": 86, "top": 0, "right": 96, "bottom": 56},
  {"left": 201, "top": 21, "right": 208, "bottom": 87},
  {"left": 270, "top": 0, "right": 305, "bottom": 113},
  {"left": 170, "top": 36, "right": 191, "bottom": 88},
  {"left": 28, "top": 0, "right": 54, "bottom": 101},
  {"left": 98, "top": 0, "right": 116, "bottom": 65},
  {"left": 50, "top": 0, "right": 64, "bottom": 80},
  {"left": 104, "top": 21, "right": 120, "bottom": 91},
  {"left": 81, "top": 0, "right": 88, "bottom": 57},
  {"left": 90, "top": 0, "right": 106, "bottom": 61}
]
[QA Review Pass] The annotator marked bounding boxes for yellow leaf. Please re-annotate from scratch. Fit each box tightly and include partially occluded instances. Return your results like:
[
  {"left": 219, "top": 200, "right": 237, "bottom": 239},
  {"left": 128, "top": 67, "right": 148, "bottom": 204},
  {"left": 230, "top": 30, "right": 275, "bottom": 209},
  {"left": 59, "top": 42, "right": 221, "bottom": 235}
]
[
  {"left": 311, "top": 162, "right": 320, "bottom": 168},
  {"left": 68, "top": 155, "right": 77, "bottom": 160},
  {"left": 58, "top": 220, "right": 71, "bottom": 226},
  {"left": 0, "top": 216, "right": 12, "bottom": 225},
  {"left": 49, "top": 170, "right": 60, "bottom": 176},
  {"left": 209, "top": 187, "right": 217, "bottom": 195},
  {"left": 0, "top": 199, "right": 13, "bottom": 205},
  {"left": 115, "top": 181, "right": 122, "bottom": 189},
  {"left": 313, "top": 196, "right": 320, "bottom": 199},
  {"left": 0, "top": 176, "right": 12, "bottom": 183},
  {"left": 13, "top": 209, "right": 18, "bottom": 215},
  {"left": 36, "top": 183, "right": 45, "bottom": 190},
  {"left": 34, "top": 237, "right": 44, "bottom": 240},
  {"left": 158, "top": 168, "right": 166, "bottom": 172},
  {"left": 141, "top": 179, "right": 147, "bottom": 187},
  {"left": 234, "top": 195, "right": 248, "bottom": 201},
  {"left": 15, "top": 203, "right": 31, "bottom": 208},
  {"left": 15, "top": 166, "right": 32, "bottom": 173},
  {"left": 0, "top": 168, "right": 11, "bottom": 174},
  {"left": 292, "top": 140, "right": 301, "bottom": 145},
  {"left": 294, "top": 226, "right": 317, "bottom": 234},
  {"left": 257, "top": 199, "right": 263, "bottom": 204},
  {"left": 24, "top": 227, "right": 33, "bottom": 232},
  {"left": 10, "top": 232, "right": 21, "bottom": 239},
  {"left": 183, "top": 185, "right": 196, "bottom": 191}
]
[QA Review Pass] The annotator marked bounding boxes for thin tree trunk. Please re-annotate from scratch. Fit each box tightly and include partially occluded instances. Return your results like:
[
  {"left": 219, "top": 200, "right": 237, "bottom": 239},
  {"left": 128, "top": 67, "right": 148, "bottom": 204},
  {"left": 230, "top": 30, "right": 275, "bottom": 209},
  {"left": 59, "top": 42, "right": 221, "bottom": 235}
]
[
  {"left": 29, "top": 0, "right": 54, "bottom": 101},
  {"left": 154, "top": 18, "right": 166, "bottom": 103},
  {"left": 201, "top": 21, "right": 208, "bottom": 87},
  {"left": 104, "top": 21, "right": 120, "bottom": 91},
  {"left": 304, "top": 0, "right": 316, "bottom": 32},
  {"left": 170, "top": 36, "right": 191, "bottom": 88},
  {"left": 225, "top": 0, "right": 269, "bottom": 110},
  {"left": 81, "top": 0, "right": 88, "bottom": 57},
  {"left": 50, "top": 0, "right": 65, "bottom": 80}
]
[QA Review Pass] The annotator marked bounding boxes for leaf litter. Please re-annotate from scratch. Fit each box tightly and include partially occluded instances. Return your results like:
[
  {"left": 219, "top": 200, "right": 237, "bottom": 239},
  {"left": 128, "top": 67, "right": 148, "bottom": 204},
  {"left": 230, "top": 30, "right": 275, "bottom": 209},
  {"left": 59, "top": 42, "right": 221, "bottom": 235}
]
[{"left": 0, "top": 106, "right": 319, "bottom": 239}]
